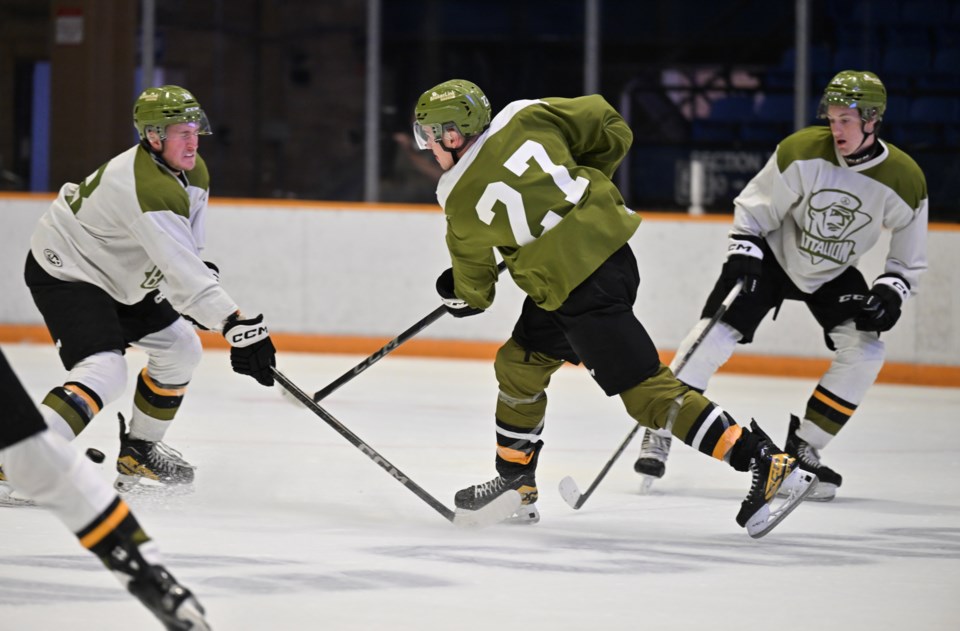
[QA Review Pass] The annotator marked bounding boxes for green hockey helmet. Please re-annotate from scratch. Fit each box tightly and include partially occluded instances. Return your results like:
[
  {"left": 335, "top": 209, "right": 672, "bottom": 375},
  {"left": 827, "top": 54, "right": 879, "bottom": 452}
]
[
  {"left": 133, "top": 85, "right": 212, "bottom": 141},
  {"left": 818, "top": 70, "right": 887, "bottom": 122},
  {"left": 413, "top": 79, "right": 492, "bottom": 150}
]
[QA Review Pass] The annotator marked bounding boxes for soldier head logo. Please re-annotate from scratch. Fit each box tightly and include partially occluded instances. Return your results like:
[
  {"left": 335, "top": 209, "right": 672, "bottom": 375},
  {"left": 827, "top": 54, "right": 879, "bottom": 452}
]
[{"left": 799, "top": 189, "right": 871, "bottom": 264}]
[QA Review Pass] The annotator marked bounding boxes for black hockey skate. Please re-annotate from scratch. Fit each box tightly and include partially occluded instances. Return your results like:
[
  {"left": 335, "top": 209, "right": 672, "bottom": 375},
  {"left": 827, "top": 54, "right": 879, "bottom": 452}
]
[
  {"left": 101, "top": 537, "right": 210, "bottom": 631},
  {"left": 779, "top": 414, "right": 842, "bottom": 501},
  {"left": 633, "top": 428, "right": 672, "bottom": 493},
  {"left": 115, "top": 414, "right": 195, "bottom": 492},
  {"left": 455, "top": 473, "right": 539, "bottom": 524},
  {"left": 736, "top": 421, "right": 818, "bottom": 538},
  {"left": 127, "top": 564, "right": 210, "bottom": 630}
]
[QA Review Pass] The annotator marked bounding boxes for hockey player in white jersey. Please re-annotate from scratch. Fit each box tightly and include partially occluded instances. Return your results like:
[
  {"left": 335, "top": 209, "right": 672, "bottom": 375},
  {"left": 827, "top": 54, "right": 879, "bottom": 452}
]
[
  {"left": 0, "top": 348, "right": 210, "bottom": 629},
  {"left": 634, "top": 70, "right": 927, "bottom": 501},
  {"left": 6, "top": 85, "right": 276, "bottom": 496}
]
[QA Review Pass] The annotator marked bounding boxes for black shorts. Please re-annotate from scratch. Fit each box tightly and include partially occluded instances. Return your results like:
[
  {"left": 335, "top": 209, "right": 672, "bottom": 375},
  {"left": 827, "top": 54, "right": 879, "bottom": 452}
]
[
  {"left": 24, "top": 252, "right": 181, "bottom": 370},
  {"left": 0, "top": 349, "right": 46, "bottom": 448},
  {"left": 511, "top": 245, "right": 662, "bottom": 396},
  {"left": 702, "top": 241, "right": 870, "bottom": 349}
]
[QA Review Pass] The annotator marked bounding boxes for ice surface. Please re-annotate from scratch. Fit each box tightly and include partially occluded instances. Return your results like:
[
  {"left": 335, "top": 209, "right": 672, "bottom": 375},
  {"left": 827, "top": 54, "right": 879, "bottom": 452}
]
[{"left": 1, "top": 343, "right": 958, "bottom": 630}]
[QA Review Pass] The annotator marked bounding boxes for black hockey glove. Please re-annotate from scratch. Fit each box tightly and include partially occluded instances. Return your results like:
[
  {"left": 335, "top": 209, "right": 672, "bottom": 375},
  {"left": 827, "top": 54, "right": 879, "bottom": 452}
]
[
  {"left": 436, "top": 268, "right": 485, "bottom": 318},
  {"left": 223, "top": 313, "right": 276, "bottom": 386},
  {"left": 855, "top": 274, "right": 909, "bottom": 333},
  {"left": 721, "top": 234, "right": 764, "bottom": 295}
]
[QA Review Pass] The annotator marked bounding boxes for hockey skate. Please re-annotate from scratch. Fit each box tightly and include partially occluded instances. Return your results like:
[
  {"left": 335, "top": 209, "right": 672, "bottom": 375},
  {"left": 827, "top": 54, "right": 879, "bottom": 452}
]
[
  {"left": 115, "top": 414, "right": 196, "bottom": 492},
  {"left": 102, "top": 538, "right": 210, "bottom": 631},
  {"left": 778, "top": 414, "right": 842, "bottom": 501},
  {"left": 736, "top": 421, "right": 818, "bottom": 538},
  {"left": 455, "top": 473, "right": 540, "bottom": 524},
  {"left": 126, "top": 564, "right": 210, "bottom": 630},
  {"left": 0, "top": 467, "right": 36, "bottom": 507},
  {"left": 633, "top": 428, "right": 672, "bottom": 493}
]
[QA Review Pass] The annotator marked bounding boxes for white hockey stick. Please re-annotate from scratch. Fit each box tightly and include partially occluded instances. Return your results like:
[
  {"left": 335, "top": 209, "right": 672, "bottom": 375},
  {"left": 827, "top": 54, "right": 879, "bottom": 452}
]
[
  {"left": 559, "top": 280, "right": 745, "bottom": 510},
  {"left": 272, "top": 367, "right": 521, "bottom": 527}
]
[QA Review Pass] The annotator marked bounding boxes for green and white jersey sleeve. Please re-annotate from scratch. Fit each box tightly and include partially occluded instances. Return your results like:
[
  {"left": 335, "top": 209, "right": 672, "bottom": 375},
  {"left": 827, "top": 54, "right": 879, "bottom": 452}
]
[
  {"left": 732, "top": 126, "right": 928, "bottom": 296},
  {"left": 436, "top": 95, "right": 641, "bottom": 311},
  {"left": 30, "top": 144, "right": 238, "bottom": 330}
]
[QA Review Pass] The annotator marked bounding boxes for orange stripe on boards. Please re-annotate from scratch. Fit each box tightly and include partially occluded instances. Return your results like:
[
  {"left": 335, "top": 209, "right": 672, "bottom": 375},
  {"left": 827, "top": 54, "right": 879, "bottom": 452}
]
[
  {"left": 79, "top": 500, "right": 130, "bottom": 548},
  {"left": 712, "top": 424, "right": 743, "bottom": 460},
  {"left": 3, "top": 193, "right": 959, "bottom": 230},
  {"left": 3, "top": 324, "right": 959, "bottom": 387}
]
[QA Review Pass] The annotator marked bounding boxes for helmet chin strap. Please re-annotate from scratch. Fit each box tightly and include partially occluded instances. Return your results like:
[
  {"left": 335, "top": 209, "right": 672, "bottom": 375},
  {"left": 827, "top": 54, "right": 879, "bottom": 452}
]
[
  {"left": 141, "top": 139, "right": 181, "bottom": 173},
  {"left": 844, "top": 123, "right": 882, "bottom": 165}
]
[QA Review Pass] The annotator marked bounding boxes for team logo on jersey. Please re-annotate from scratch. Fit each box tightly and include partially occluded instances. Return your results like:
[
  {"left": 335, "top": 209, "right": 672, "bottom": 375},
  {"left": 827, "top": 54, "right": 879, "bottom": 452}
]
[
  {"left": 43, "top": 249, "right": 63, "bottom": 267},
  {"left": 140, "top": 266, "right": 165, "bottom": 290},
  {"left": 799, "top": 189, "right": 872, "bottom": 265}
]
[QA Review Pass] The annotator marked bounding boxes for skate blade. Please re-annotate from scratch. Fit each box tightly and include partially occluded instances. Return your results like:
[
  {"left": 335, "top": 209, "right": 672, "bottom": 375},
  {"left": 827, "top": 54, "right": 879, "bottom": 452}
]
[
  {"left": 452, "top": 490, "right": 522, "bottom": 528},
  {"left": 638, "top": 474, "right": 658, "bottom": 495},
  {"left": 0, "top": 490, "right": 36, "bottom": 508},
  {"left": 558, "top": 476, "right": 583, "bottom": 509},
  {"left": 175, "top": 597, "right": 212, "bottom": 631},
  {"left": 778, "top": 477, "right": 837, "bottom": 502},
  {"left": 114, "top": 474, "right": 195, "bottom": 497},
  {"left": 745, "top": 469, "right": 819, "bottom": 539},
  {"left": 503, "top": 503, "right": 540, "bottom": 525}
]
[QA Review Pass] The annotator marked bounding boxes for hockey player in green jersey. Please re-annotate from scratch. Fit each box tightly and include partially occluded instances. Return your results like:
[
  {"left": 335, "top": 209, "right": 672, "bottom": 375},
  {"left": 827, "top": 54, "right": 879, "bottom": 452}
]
[
  {"left": 0, "top": 349, "right": 210, "bottom": 629},
  {"left": 413, "top": 78, "right": 818, "bottom": 538},
  {"left": 12, "top": 85, "right": 277, "bottom": 496},
  {"left": 634, "top": 70, "right": 928, "bottom": 501}
]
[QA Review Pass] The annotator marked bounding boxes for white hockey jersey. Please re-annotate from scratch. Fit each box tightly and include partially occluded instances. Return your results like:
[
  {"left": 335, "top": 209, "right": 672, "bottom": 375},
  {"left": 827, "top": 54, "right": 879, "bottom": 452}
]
[
  {"left": 732, "top": 126, "right": 928, "bottom": 296},
  {"left": 30, "top": 144, "right": 238, "bottom": 330}
]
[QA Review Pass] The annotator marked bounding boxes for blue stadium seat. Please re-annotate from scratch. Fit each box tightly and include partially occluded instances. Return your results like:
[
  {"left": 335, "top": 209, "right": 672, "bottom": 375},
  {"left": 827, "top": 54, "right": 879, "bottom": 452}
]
[
  {"left": 851, "top": 0, "right": 901, "bottom": 26},
  {"left": 881, "top": 46, "right": 932, "bottom": 88},
  {"left": 833, "top": 47, "right": 875, "bottom": 72},
  {"left": 890, "top": 97, "right": 960, "bottom": 148},
  {"left": 900, "top": 0, "right": 952, "bottom": 26},
  {"left": 691, "top": 95, "right": 756, "bottom": 144}
]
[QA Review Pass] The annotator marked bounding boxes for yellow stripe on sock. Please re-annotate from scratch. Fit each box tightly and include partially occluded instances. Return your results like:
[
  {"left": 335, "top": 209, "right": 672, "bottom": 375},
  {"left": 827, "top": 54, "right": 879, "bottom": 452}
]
[
  {"left": 64, "top": 384, "right": 101, "bottom": 415},
  {"left": 712, "top": 424, "right": 743, "bottom": 461},
  {"left": 79, "top": 500, "right": 130, "bottom": 549},
  {"left": 140, "top": 368, "right": 187, "bottom": 397},
  {"left": 812, "top": 389, "right": 855, "bottom": 416},
  {"left": 497, "top": 445, "right": 534, "bottom": 466}
]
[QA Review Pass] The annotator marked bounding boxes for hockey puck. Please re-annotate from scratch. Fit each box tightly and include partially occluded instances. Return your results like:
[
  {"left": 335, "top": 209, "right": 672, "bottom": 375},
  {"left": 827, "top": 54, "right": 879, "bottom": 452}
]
[{"left": 85, "top": 448, "right": 106, "bottom": 464}]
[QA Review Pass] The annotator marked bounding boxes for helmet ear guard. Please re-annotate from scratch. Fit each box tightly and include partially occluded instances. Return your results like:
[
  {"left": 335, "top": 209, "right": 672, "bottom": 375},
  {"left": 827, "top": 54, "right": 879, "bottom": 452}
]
[{"left": 133, "top": 85, "right": 212, "bottom": 142}]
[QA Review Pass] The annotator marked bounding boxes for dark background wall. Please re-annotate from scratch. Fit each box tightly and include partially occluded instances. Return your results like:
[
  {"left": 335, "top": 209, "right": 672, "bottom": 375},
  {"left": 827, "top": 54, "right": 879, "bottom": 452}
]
[{"left": 1, "top": 0, "right": 958, "bottom": 219}]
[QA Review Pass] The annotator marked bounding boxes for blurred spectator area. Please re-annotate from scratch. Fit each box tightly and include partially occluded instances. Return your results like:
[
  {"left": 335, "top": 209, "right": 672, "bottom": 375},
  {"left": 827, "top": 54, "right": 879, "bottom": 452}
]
[
  {"left": 0, "top": 0, "right": 957, "bottom": 219},
  {"left": 620, "top": 0, "right": 960, "bottom": 218}
]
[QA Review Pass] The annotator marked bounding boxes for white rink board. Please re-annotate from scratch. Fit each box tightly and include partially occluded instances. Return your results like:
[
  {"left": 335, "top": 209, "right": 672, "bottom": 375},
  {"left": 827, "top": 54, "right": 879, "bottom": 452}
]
[{"left": 1, "top": 197, "right": 958, "bottom": 365}]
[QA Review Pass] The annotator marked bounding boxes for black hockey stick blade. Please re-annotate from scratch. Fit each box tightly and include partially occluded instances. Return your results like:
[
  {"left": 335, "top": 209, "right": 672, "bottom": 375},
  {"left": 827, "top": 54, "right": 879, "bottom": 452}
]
[
  {"left": 310, "top": 260, "right": 509, "bottom": 403},
  {"left": 273, "top": 367, "right": 519, "bottom": 528}
]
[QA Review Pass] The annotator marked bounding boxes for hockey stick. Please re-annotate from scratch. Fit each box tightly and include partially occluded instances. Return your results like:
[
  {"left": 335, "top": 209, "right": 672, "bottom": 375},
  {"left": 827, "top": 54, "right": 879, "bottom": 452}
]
[
  {"left": 309, "top": 260, "right": 508, "bottom": 403},
  {"left": 558, "top": 279, "right": 745, "bottom": 510},
  {"left": 272, "top": 367, "right": 521, "bottom": 527}
]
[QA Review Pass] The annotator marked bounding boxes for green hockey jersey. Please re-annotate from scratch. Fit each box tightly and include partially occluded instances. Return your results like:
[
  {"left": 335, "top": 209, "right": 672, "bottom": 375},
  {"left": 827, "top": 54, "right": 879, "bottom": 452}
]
[{"left": 435, "top": 95, "right": 641, "bottom": 311}]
